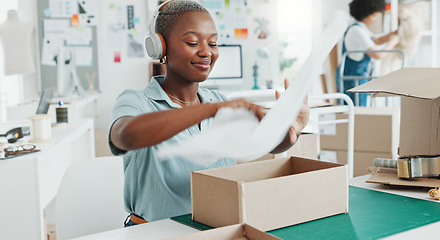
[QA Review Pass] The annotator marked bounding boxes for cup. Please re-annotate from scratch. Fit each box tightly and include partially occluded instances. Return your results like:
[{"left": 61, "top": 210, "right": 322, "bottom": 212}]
[{"left": 28, "top": 114, "right": 52, "bottom": 142}]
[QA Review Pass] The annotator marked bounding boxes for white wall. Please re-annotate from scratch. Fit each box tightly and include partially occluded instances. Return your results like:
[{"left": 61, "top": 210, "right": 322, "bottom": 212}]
[
  {"left": 13, "top": 0, "right": 353, "bottom": 130},
  {"left": 96, "top": 0, "right": 151, "bottom": 130},
  {"left": 18, "top": 0, "right": 39, "bottom": 102}
]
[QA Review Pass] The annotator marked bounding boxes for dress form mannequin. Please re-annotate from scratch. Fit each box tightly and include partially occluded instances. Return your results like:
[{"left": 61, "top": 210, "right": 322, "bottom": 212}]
[{"left": 0, "top": 10, "right": 35, "bottom": 75}]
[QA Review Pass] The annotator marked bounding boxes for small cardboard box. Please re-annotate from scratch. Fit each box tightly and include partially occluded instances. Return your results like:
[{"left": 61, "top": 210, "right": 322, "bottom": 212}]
[
  {"left": 320, "top": 149, "right": 394, "bottom": 177},
  {"left": 165, "top": 223, "right": 281, "bottom": 240},
  {"left": 320, "top": 107, "right": 400, "bottom": 155},
  {"left": 191, "top": 157, "right": 348, "bottom": 231},
  {"left": 349, "top": 68, "right": 440, "bottom": 157}
]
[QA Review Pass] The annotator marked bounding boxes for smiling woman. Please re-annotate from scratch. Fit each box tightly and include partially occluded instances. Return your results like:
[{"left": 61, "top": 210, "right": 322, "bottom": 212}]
[
  {"left": 108, "top": 0, "right": 268, "bottom": 226},
  {"left": 108, "top": 0, "right": 309, "bottom": 227}
]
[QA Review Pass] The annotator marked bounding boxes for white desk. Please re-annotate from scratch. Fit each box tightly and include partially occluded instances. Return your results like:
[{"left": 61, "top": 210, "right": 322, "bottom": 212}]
[
  {"left": 0, "top": 119, "right": 95, "bottom": 240},
  {"left": 6, "top": 92, "right": 99, "bottom": 124},
  {"left": 70, "top": 175, "right": 440, "bottom": 240}
]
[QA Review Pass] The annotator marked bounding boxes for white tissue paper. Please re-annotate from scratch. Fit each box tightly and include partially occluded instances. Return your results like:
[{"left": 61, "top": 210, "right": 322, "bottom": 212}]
[{"left": 157, "top": 10, "right": 350, "bottom": 166}]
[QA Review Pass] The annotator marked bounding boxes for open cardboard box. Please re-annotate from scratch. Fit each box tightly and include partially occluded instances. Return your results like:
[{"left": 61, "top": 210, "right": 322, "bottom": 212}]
[
  {"left": 165, "top": 223, "right": 281, "bottom": 240},
  {"left": 349, "top": 68, "right": 440, "bottom": 157},
  {"left": 191, "top": 156, "right": 348, "bottom": 232}
]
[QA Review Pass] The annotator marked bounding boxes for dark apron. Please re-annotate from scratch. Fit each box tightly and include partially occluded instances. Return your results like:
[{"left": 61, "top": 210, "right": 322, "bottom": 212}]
[{"left": 336, "top": 23, "right": 371, "bottom": 106}]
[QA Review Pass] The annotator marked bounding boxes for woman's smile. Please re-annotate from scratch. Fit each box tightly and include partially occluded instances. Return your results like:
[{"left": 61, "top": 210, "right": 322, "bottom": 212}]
[{"left": 192, "top": 60, "right": 211, "bottom": 71}]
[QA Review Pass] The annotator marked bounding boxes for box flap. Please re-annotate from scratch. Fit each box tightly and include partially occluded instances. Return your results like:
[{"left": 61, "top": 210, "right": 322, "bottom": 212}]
[
  {"left": 244, "top": 224, "right": 282, "bottom": 240},
  {"left": 165, "top": 223, "right": 281, "bottom": 240},
  {"left": 165, "top": 224, "right": 244, "bottom": 240},
  {"left": 191, "top": 172, "right": 240, "bottom": 228},
  {"left": 366, "top": 167, "right": 440, "bottom": 188},
  {"left": 348, "top": 68, "right": 440, "bottom": 100}
]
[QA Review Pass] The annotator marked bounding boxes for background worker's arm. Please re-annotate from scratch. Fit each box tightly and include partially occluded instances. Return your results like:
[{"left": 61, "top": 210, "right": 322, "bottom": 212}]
[
  {"left": 110, "top": 100, "right": 264, "bottom": 151},
  {"left": 367, "top": 32, "right": 400, "bottom": 59}
]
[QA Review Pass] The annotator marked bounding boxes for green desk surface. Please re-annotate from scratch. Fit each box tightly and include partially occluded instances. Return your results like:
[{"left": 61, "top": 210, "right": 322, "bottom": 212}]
[{"left": 171, "top": 186, "right": 440, "bottom": 239}]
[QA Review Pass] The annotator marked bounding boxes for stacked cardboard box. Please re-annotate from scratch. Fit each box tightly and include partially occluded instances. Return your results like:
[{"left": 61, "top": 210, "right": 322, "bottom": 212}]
[
  {"left": 319, "top": 107, "right": 400, "bottom": 177},
  {"left": 246, "top": 133, "right": 319, "bottom": 163}
]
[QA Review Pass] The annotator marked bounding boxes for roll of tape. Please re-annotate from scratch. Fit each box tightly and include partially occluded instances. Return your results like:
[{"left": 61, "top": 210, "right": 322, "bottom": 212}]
[
  {"left": 28, "top": 114, "right": 52, "bottom": 142},
  {"left": 56, "top": 106, "right": 68, "bottom": 123}
]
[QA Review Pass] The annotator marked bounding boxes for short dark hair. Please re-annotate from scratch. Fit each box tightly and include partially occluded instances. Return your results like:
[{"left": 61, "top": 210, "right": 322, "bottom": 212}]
[
  {"left": 155, "top": 0, "right": 209, "bottom": 39},
  {"left": 349, "top": 0, "right": 386, "bottom": 22}
]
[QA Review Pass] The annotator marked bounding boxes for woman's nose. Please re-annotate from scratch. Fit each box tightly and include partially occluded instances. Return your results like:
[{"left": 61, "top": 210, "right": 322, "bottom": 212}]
[{"left": 198, "top": 43, "right": 212, "bottom": 57}]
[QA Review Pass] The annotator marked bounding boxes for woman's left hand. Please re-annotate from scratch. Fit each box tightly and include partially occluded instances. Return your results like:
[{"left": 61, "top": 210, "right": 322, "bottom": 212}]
[{"left": 276, "top": 79, "right": 310, "bottom": 144}]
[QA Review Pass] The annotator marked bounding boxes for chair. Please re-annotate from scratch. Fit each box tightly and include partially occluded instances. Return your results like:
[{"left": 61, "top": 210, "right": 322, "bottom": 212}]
[{"left": 55, "top": 156, "right": 127, "bottom": 240}]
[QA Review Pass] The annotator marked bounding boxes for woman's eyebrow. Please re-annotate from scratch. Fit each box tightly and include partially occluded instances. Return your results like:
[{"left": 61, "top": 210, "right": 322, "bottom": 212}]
[{"left": 183, "top": 31, "right": 218, "bottom": 37}]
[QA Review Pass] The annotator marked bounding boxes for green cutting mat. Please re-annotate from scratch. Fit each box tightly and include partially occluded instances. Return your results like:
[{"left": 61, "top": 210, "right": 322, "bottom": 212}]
[{"left": 171, "top": 186, "right": 440, "bottom": 239}]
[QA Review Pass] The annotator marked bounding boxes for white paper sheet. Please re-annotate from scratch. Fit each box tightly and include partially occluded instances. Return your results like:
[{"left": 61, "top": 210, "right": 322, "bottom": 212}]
[
  {"left": 41, "top": 38, "right": 64, "bottom": 66},
  {"left": 157, "top": 10, "right": 350, "bottom": 166},
  {"left": 74, "top": 46, "right": 93, "bottom": 66},
  {"left": 66, "top": 27, "right": 92, "bottom": 46},
  {"left": 49, "top": 0, "right": 78, "bottom": 18},
  {"left": 43, "top": 19, "right": 70, "bottom": 40}
]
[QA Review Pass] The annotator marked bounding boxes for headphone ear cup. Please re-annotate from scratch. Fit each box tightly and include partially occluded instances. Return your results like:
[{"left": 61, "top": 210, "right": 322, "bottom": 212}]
[{"left": 145, "top": 33, "right": 166, "bottom": 60}]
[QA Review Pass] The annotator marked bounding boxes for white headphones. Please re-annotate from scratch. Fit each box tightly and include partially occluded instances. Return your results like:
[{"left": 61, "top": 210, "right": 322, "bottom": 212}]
[{"left": 145, "top": 0, "right": 175, "bottom": 61}]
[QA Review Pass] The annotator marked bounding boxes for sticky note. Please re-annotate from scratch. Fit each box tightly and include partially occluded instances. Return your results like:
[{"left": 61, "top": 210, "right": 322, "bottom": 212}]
[
  {"left": 71, "top": 14, "right": 79, "bottom": 27},
  {"left": 129, "top": 28, "right": 137, "bottom": 36},
  {"left": 43, "top": 8, "right": 51, "bottom": 18},
  {"left": 114, "top": 51, "right": 121, "bottom": 63},
  {"left": 234, "top": 28, "right": 248, "bottom": 39}
]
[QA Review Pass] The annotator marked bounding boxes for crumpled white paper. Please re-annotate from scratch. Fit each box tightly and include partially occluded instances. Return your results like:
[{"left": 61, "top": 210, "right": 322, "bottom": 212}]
[{"left": 157, "top": 10, "right": 350, "bottom": 166}]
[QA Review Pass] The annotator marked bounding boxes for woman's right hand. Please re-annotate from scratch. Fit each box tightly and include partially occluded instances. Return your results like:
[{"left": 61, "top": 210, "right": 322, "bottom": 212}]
[{"left": 214, "top": 99, "right": 265, "bottom": 121}]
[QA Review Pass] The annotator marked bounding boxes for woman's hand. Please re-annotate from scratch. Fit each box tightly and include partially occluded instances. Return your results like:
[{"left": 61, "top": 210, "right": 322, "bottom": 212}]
[
  {"left": 276, "top": 79, "right": 310, "bottom": 144},
  {"left": 214, "top": 99, "right": 265, "bottom": 121}
]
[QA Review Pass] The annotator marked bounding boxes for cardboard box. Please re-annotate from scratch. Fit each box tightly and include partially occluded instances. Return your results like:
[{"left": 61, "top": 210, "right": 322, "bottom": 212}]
[
  {"left": 366, "top": 167, "right": 440, "bottom": 188},
  {"left": 349, "top": 68, "right": 440, "bottom": 157},
  {"left": 191, "top": 157, "right": 348, "bottom": 231},
  {"left": 248, "top": 133, "right": 319, "bottom": 162},
  {"left": 46, "top": 224, "right": 57, "bottom": 240},
  {"left": 320, "top": 150, "right": 394, "bottom": 177},
  {"left": 165, "top": 223, "right": 281, "bottom": 240},
  {"left": 320, "top": 107, "right": 400, "bottom": 155}
]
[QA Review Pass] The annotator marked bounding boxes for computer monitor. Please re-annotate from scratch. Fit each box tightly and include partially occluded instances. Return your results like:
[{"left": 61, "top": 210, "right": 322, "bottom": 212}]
[
  {"left": 36, "top": 87, "right": 55, "bottom": 114},
  {"left": 208, "top": 44, "right": 243, "bottom": 79},
  {"left": 202, "top": 44, "right": 243, "bottom": 90}
]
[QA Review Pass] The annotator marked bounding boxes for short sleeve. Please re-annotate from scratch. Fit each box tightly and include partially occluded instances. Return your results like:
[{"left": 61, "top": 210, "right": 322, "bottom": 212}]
[
  {"left": 108, "top": 89, "right": 153, "bottom": 155},
  {"left": 345, "top": 25, "right": 375, "bottom": 61}
]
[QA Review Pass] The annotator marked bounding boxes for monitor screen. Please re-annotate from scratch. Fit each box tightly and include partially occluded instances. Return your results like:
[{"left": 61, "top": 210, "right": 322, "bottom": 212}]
[
  {"left": 36, "top": 87, "right": 55, "bottom": 114},
  {"left": 208, "top": 45, "right": 242, "bottom": 79}
]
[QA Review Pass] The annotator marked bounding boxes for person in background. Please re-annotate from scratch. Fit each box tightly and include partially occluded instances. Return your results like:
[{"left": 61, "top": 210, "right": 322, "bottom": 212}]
[
  {"left": 337, "top": 0, "right": 400, "bottom": 106},
  {"left": 108, "top": 0, "right": 309, "bottom": 227},
  {"left": 380, "top": 0, "right": 425, "bottom": 75}
]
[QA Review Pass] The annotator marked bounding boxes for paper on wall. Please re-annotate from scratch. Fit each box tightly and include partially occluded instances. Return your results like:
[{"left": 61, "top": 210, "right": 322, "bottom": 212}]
[
  {"left": 74, "top": 46, "right": 93, "bottom": 66},
  {"left": 157, "top": 10, "right": 350, "bottom": 166},
  {"left": 49, "top": 0, "right": 78, "bottom": 18},
  {"left": 41, "top": 38, "right": 64, "bottom": 66},
  {"left": 78, "top": 0, "right": 99, "bottom": 26},
  {"left": 66, "top": 27, "right": 92, "bottom": 46},
  {"left": 43, "top": 19, "right": 70, "bottom": 40}
]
